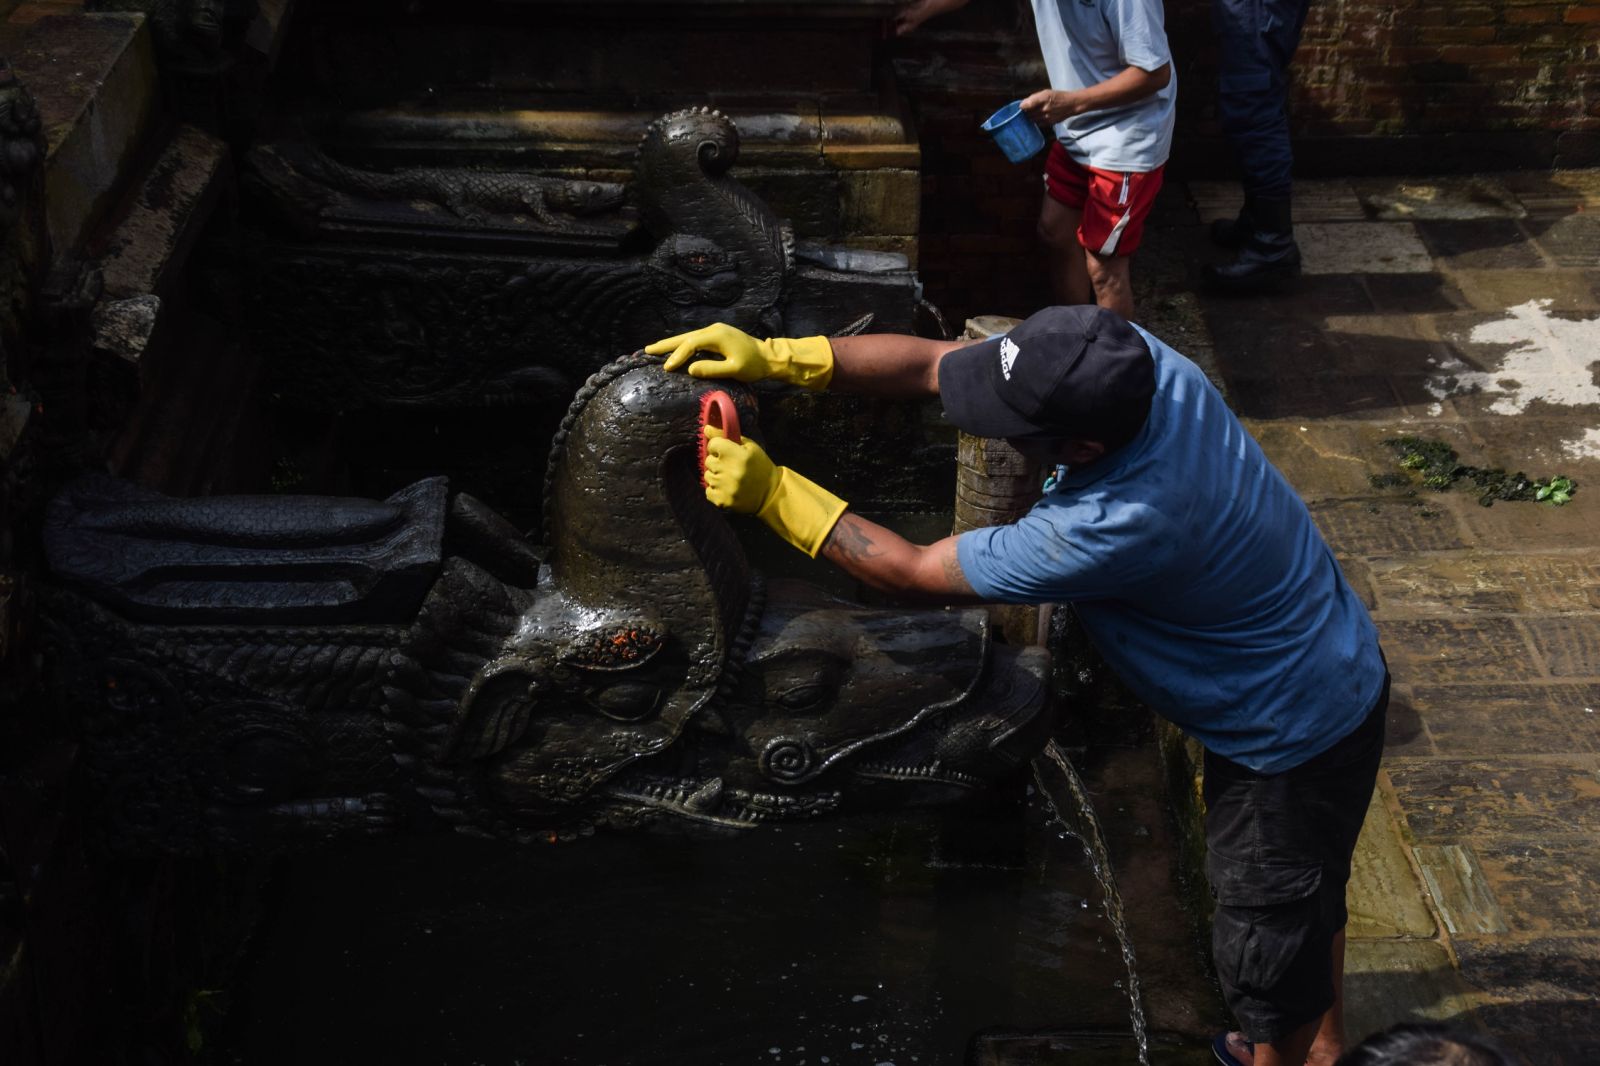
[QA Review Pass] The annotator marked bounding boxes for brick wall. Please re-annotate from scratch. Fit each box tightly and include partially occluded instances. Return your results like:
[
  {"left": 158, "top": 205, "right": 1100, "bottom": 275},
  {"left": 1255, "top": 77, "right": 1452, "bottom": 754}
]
[{"left": 890, "top": 0, "right": 1600, "bottom": 322}]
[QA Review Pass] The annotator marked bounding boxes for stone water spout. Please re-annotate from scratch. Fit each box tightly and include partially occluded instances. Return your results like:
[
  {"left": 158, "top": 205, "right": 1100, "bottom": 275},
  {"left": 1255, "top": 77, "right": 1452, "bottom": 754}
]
[{"left": 41, "top": 356, "right": 1051, "bottom": 850}]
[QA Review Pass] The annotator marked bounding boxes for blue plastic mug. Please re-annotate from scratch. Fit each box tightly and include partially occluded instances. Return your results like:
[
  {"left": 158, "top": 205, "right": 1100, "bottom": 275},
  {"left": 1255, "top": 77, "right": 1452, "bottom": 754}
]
[{"left": 981, "top": 100, "right": 1046, "bottom": 163}]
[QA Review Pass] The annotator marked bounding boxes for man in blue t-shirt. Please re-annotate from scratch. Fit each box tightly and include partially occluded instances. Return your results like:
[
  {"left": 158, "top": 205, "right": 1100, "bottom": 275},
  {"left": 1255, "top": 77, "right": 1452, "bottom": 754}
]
[
  {"left": 896, "top": 0, "right": 1174, "bottom": 321},
  {"left": 647, "top": 309, "right": 1388, "bottom": 1066}
]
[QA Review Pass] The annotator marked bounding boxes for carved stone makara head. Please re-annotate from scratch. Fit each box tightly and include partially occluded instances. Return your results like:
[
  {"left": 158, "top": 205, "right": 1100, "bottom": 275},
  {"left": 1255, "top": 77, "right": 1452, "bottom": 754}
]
[{"left": 41, "top": 359, "right": 1051, "bottom": 849}]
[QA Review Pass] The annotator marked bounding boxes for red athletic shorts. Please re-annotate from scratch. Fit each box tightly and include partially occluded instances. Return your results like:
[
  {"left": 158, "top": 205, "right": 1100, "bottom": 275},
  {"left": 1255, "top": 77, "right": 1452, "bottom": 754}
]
[{"left": 1043, "top": 141, "right": 1165, "bottom": 258}]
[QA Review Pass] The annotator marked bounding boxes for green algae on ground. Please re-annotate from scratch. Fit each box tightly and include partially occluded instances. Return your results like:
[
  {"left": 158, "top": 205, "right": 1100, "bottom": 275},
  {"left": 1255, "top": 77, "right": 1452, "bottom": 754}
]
[{"left": 1381, "top": 437, "right": 1578, "bottom": 507}]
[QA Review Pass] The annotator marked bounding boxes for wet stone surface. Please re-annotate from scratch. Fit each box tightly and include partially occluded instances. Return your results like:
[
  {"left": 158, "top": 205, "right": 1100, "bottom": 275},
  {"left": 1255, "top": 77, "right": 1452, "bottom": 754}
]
[
  {"left": 1353, "top": 176, "right": 1527, "bottom": 221},
  {"left": 1472, "top": 838, "right": 1600, "bottom": 934},
  {"left": 1375, "top": 618, "right": 1544, "bottom": 684},
  {"left": 1524, "top": 213, "right": 1600, "bottom": 269},
  {"left": 1297, "top": 222, "right": 1435, "bottom": 275},
  {"left": 1401, "top": 684, "right": 1600, "bottom": 756},
  {"left": 1449, "top": 268, "right": 1600, "bottom": 312},
  {"left": 1521, "top": 617, "right": 1600, "bottom": 678},
  {"left": 1308, "top": 498, "right": 1470, "bottom": 554},
  {"left": 1361, "top": 272, "right": 1471, "bottom": 314},
  {"left": 1384, "top": 758, "right": 1600, "bottom": 841},
  {"left": 1225, "top": 375, "right": 1410, "bottom": 422},
  {"left": 1452, "top": 937, "right": 1600, "bottom": 1066},
  {"left": 1368, "top": 553, "right": 1600, "bottom": 615},
  {"left": 1413, "top": 219, "right": 1547, "bottom": 270}
]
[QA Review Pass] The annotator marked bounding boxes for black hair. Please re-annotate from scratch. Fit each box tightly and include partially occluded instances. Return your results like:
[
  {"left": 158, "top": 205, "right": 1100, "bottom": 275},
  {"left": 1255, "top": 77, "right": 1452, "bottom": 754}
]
[{"left": 1334, "top": 1022, "right": 1517, "bottom": 1066}]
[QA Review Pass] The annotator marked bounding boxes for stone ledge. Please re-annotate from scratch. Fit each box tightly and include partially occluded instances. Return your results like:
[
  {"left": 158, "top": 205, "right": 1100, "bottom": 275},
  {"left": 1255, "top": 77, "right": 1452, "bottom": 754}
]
[
  {"left": 1349, "top": 788, "right": 1439, "bottom": 940},
  {"left": 1, "top": 7, "right": 156, "bottom": 258},
  {"left": 94, "top": 123, "right": 229, "bottom": 301}
]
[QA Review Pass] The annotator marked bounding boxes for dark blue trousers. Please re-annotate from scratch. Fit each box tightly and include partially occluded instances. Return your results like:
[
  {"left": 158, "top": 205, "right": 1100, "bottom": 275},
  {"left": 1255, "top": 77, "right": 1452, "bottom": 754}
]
[{"left": 1212, "top": 0, "right": 1312, "bottom": 200}]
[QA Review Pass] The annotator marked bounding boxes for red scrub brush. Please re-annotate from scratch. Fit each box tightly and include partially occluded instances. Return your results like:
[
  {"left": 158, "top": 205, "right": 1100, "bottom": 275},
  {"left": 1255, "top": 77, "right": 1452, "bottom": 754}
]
[{"left": 697, "top": 390, "right": 742, "bottom": 488}]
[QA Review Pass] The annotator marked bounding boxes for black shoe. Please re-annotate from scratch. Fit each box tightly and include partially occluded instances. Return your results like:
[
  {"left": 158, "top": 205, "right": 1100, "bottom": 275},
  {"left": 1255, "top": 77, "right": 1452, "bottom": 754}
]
[{"left": 1203, "top": 196, "right": 1300, "bottom": 295}]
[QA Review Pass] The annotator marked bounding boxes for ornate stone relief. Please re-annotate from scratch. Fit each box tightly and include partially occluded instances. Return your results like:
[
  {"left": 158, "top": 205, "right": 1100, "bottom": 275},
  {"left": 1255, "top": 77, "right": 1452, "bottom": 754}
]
[{"left": 42, "top": 355, "right": 1050, "bottom": 851}]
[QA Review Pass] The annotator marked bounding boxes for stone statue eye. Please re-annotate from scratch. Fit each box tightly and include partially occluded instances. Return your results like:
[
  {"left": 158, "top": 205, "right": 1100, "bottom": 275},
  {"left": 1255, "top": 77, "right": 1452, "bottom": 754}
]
[
  {"left": 773, "top": 682, "right": 833, "bottom": 713},
  {"left": 586, "top": 682, "right": 662, "bottom": 721},
  {"left": 679, "top": 251, "right": 727, "bottom": 276}
]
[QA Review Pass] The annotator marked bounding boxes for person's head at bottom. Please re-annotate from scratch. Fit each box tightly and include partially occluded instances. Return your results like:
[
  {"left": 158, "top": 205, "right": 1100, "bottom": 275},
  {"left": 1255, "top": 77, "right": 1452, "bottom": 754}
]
[
  {"left": 1334, "top": 1022, "right": 1517, "bottom": 1066},
  {"left": 937, "top": 305, "right": 1154, "bottom": 468}
]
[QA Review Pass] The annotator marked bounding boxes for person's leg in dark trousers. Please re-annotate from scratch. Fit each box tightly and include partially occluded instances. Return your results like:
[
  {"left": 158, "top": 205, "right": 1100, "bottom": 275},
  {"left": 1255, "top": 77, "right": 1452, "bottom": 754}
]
[
  {"left": 1203, "top": 0, "right": 1313, "bottom": 293},
  {"left": 1206, "top": 678, "right": 1389, "bottom": 1066}
]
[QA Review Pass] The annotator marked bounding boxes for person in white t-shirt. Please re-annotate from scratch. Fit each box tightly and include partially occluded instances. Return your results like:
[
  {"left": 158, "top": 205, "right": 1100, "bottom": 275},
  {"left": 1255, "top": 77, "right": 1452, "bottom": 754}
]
[{"left": 897, "top": 0, "right": 1175, "bottom": 321}]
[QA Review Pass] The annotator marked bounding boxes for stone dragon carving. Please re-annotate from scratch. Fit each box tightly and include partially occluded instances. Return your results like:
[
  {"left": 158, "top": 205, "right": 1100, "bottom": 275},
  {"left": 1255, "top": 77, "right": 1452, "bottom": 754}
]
[
  {"left": 251, "top": 144, "right": 627, "bottom": 230},
  {"left": 241, "top": 107, "right": 916, "bottom": 412},
  {"left": 41, "top": 356, "right": 1050, "bottom": 850},
  {"left": 632, "top": 106, "right": 792, "bottom": 335}
]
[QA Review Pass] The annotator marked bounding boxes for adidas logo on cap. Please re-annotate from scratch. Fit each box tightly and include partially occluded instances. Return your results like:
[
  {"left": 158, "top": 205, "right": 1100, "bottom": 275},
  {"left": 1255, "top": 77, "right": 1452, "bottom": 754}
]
[{"left": 999, "top": 336, "right": 1020, "bottom": 380}]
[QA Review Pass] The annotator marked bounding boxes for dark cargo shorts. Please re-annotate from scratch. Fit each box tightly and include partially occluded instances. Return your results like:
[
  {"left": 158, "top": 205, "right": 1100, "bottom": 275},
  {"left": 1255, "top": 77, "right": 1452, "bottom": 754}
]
[{"left": 1202, "top": 673, "right": 1390, "bottom": 1044}]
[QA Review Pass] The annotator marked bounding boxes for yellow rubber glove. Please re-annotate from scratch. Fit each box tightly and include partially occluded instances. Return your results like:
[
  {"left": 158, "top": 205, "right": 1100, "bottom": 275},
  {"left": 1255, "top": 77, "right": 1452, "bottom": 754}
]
[
  {"left": 702, "top": 426, "right": 849, "bottom": 558},
  {"left": 645, "top": 323, "right": 834, "bottom": 390}
]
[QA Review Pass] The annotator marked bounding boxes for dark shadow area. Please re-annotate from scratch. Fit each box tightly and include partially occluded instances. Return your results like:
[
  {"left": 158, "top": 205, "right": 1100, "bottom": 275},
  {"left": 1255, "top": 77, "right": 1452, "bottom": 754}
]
[
  {"left": 225, "top": 802, "right": 1141, "bottom": 1066},
  {"left": 1344, "top": 960, "right": 1600, "bottom": 1066}
]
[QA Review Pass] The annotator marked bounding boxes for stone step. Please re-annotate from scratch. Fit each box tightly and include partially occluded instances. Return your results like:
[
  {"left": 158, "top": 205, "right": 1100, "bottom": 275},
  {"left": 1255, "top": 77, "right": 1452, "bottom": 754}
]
[
  {"left": 1, "top": 4, "right": 156, "bottom": 259},
  {"left": 87, "top": 121, "right": 230, "bottom": 364}
]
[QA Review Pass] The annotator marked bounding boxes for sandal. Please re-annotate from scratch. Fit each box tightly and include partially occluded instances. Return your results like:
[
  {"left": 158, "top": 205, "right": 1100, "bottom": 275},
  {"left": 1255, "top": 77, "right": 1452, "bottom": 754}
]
[{"left": 1212, "top": 1031, "right": 1255, "bottom": 1066}]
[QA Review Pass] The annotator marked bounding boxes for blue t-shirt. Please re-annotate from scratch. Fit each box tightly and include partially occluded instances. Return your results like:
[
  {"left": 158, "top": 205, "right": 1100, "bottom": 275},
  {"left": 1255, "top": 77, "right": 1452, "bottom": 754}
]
[
  {"left": 1031, "top": 0, "right": 1176, "bottom": 172},
  {"left": 955, "top": 327, "right": 1384, "bottom": 773}
]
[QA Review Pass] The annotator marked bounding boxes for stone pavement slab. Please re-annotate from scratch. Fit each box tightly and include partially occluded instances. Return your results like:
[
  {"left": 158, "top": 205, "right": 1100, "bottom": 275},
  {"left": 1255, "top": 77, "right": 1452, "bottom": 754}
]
[
  {"left": 1401, "top": 684, "right": 1600, "bottom": 757},
  {"left": 1471, "top": 839, "right": 1600, "bottom": 935},
  {"left": 1187, "top": 178, "right": 1365, "bottom": 224},
  {"left": 1412, "top": 844, "right": 1511, "bottom": 935},
  {"left": 1498, "top": 169, "right": 1600, "bottom": 214},
  {"left": 1367, "top": 554, "right": 1600, "bottom": 616},
  {"left": 1308, "top": 498, "right": 1470, "bottom": 554},
  {"left": 1451, "top": 495, "right": 1600, "bottom": 550},
  {"left": 1375, "top": 619, "right": 1545, "bottom": 684},
  {"left": 1521, "top": 617, "right": 1600, "bottom": 678},
  {"left": 1414, "top": 219, "right": 1549, "bottom": 270},
  {"left": 1347, "top": 790, "right": 1438, "bottom": 940},
  {"left": 1466, "top": 415, "right": 1600, "bottom": 471},
  {"left": 1452, "top": 937, "right": 1600, "bottom": 1066},
  {"left": 1449, "top": 268, "right": 1600, "bottom": 312},
  {"left": 1522, "top": 213, "right": 1600, "bottom": 268},
  {"left": 1384, "top": 757, "right": 1600, "bottom": 841},
  {"left": 1342, "top": 938, "right": 1485, "bottom": 1039},
  {"left": 1362, "top": 272, "right": 1471, "bottom": 314},
  {"left": 1354, "top": 176, "right": 1526, "bottom": 221},
  {"left": 1298, "top": 222, "right": 1435, "bottom": 274}
]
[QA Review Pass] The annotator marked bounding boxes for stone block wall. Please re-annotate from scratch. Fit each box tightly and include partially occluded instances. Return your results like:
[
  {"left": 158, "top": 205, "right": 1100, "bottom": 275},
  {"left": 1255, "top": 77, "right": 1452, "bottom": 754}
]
[{"left": 1171, "top": 0, "right": 1600, "bottom": 168}]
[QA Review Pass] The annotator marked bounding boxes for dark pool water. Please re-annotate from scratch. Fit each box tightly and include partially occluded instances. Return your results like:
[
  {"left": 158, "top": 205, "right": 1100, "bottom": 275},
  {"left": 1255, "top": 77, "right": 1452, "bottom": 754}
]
[{"left": 231, "top": 794, "right": 1140, "bottom": 1066}]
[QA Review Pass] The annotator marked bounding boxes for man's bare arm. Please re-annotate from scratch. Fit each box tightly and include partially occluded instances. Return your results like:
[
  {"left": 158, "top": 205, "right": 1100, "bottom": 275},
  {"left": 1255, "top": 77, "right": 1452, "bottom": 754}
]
[
  {"left": 825, "top": 333, "right": 967, "bottom": 398},
  {"left": 820, "top": 512, "right": 981, "bottom": 603}
]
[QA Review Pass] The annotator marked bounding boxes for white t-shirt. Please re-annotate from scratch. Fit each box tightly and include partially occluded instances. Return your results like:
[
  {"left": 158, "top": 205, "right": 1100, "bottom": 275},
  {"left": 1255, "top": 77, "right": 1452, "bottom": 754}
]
[{"left": 1031, "top": 0, "right": 1176, "bottom": 172}]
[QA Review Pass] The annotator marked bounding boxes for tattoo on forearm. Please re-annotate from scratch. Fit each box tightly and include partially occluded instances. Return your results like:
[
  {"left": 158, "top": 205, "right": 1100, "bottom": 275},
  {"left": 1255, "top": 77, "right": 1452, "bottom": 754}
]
[
  {"left": 824, "top": 516, "right": 882, "bottom": 562},
  {"left": 940, "top": 545, "right": 974, "bottom": 593}
]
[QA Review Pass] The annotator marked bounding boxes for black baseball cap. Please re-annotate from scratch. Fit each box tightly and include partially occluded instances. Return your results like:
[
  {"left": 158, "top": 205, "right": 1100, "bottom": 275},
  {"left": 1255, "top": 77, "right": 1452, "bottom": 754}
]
[{"left": 937, "top": 305, "right": 1156, "bottom": 444}]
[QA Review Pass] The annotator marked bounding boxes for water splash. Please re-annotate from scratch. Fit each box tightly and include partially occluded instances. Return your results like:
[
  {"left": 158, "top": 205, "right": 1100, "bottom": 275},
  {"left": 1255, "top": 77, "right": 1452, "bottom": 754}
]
[{"left": 1033, "top": 740, "right": 1151, "bottom": 1066}]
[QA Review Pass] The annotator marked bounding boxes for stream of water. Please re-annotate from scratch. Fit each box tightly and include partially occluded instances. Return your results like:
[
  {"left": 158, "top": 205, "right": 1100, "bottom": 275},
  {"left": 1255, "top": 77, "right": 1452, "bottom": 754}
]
[{"left": 1033, "top": 741, "right": 1153, "bottom": 1066}]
